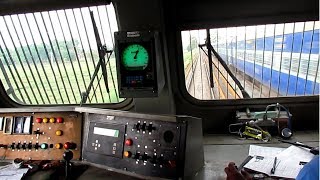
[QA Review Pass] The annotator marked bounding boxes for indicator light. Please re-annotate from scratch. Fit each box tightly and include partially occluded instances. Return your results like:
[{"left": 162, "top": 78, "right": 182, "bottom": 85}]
[
  {"left": 56, "top": 117, "right": 63, "bottom": 123},
  {"left": 124, "top": 151, "right": 132, "bottom": 158},
  {"left": 55, "top": 130, "right": 63, "bottom": 136},
  {"left": 64, "top": 142, "right": 76, "bottom": 150},
  {"left": 49, "top": 118, "right": 55, "bottom": 123},
  {"left": 55, "top": 143, "right": 62, "bottom": 149},
  {"left": 36, "top": 118, "right": 42, "bottom": 123},
  {"left": 40, "top": 143, "right": 48, "bottom": 149},
  {"left": 125, "top": 139, "right": 133, "bottom": 146},
  {"left": 42, "top": 118, "right": 48, "bottom": 123}
]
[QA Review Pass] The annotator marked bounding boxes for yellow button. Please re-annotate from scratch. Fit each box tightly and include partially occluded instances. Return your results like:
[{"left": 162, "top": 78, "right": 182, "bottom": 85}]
[
  {"left": 55, "top": 143, "right": 62, "bottom": 149},
  {"left": 43, "top": 118, "right": 48, "bottom": 123},
  {"left": 50, "top": 118, "right": 55, "bottom": 123},
  {"left": 124, "top": 151, "right": 131, "bottom": 158},
  {"left": 55, "top": 130, "right": 63, "bottom": 136}
]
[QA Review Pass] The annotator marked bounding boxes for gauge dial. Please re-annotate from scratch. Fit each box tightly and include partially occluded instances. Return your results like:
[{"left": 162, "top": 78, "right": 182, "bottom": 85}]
[{"left": 121, "top": 44, "right": 149, "bottom": 70}]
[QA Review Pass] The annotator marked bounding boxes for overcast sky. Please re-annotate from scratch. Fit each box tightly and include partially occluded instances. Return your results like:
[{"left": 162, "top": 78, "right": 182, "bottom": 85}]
[
  {"left": 0, "top": 4, "right": 118, "bottom": 51},
  {"left": 0, "top": 4, "right": 318, "bottom": 54}
]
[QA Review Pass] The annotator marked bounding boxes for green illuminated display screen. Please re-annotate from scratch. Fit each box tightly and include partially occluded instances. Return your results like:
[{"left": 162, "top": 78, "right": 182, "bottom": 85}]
[{"left": 121, "top": 44, "right": 149, "bottom": 70}]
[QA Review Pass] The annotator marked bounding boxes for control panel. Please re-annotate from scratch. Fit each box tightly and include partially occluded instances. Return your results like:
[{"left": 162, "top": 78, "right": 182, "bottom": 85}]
[
  {"left": 83, "top": 112, "right": 204, "bottom": 179},
  {"left": 0, "top": 111, "right": 82, "bottom": 160}
]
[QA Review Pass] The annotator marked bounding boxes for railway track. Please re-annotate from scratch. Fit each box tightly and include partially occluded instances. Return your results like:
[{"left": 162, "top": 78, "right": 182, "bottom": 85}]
[
  {"left": 185, "top": 56, "right": 214, "bottom": 100},
  {"left": 185, "top": 50, "right": 279, "bottom": 100}
]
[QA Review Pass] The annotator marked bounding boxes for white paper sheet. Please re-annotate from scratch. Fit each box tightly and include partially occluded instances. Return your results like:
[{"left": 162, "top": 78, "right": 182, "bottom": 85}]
[
  {"left": 244, "top": 145, "right": 315, "bottom": 179},
  {"left": 248, "top": 145, "right": 285, "bottom": 157},
  {"left": 0, "top": 164, "right": 29, "bottom": 180}
]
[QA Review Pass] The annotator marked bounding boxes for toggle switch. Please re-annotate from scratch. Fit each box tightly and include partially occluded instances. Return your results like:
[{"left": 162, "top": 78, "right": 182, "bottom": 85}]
[
  {"left": 10, "top": 143, "right": 15, "bottom": 149},
  {"left": 135, "top": 123, "right": 141, "bottom": 131},
  {"left": 133, "top": 152, "right": 140, "bottom": 159},
  {"left": 22, "top": 143, "right": 26, "bottom": 149},
  {"left": 150, "top": 154, "right": 157, "bottom": 164},
  {"left": 28, "top": 143, "right": 32, "bottom": 149},
  {"left": 147, "top": 123, "right": 155, "bottom": 132},
  {"left": 0, "top": 144, "right": 8, "bottom": 149},
  {"left": 16, "top": 142, "right": 21, "bottom": 149},
  {"left": 142, "top": 153, "right": 149, "bottom": 161},
  {"left": 34, "top": 143, "right": 40, "bottom": 149},
  {"left": 141, "top": 122, "right": 147, "bottom": 131},
  {"left": 34, "top": 130, "right": 42, "bottom": 135}
]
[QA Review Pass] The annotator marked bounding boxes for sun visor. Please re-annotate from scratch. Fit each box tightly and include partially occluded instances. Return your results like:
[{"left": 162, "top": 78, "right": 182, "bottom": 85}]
[{"left": 0, "top": 0, "right": 111, "bottom": 15}]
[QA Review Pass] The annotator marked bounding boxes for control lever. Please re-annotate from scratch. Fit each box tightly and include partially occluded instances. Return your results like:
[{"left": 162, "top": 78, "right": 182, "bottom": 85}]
[{"left": 63, "top": 150, "right": 73, "bottom": 180}]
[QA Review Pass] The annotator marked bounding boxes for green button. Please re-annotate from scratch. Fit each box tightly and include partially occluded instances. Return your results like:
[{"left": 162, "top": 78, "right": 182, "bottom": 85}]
[{"left": 41, "top": 143, "right": 48, "bottom": 149}]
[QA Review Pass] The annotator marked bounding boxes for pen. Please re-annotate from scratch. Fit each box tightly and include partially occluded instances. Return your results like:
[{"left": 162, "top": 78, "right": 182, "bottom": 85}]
[{"left": 271, "top": 157, "right": 277, "bottom": 174}]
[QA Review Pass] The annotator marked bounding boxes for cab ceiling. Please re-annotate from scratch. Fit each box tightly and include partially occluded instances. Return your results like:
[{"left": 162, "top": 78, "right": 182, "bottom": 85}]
[
  {"left": 0, "top": 0, "right": 110, "bottom": 16},
  {"left": 169, "top": 0, "right": 319, "bottom": 30}
]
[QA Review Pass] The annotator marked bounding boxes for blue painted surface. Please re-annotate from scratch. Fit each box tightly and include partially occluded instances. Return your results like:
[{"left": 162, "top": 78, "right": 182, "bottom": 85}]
[
  {"left": 220, "top": 54, "right": 319, "bottom": 96},
  {"left": 227, "top": 30, "right": 319, "bottom": 54},
  {"left": 219, "top": 29, "right": 319, "bottom": 96}
]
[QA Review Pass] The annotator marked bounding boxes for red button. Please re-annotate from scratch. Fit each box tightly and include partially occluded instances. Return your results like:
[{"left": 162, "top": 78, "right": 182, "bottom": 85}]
[
  {"left": 125, "top": 139, "right": 133, "bottom": 146},
  {"left": 64, "top": 142, "right": 71, "bottom": 149},
  {"left": 64, "top": 142, "right": 76, "bottom": 149},
  {"left": 168, "top": 160, "right": 176, "bottom": 168},
  {"left": 57, "top": 117, "right": 64, "bottom": 123},
  {"left": 36, "top": 118, "right": 42, "bottom": 123}
]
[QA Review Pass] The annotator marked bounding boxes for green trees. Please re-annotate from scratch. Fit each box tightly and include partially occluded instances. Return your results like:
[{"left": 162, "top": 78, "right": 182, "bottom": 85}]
[
  {"left": 186, "top": 36, "right": 198, "bottom": 52},
  {"left": 1, "top": 39, "right": 83, "bottom": 65}
]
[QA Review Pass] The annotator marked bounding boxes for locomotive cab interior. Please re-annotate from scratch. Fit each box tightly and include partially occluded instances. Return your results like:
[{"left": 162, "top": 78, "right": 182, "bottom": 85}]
[{"left": 0, "top": 0, "right": 318, "bottom": 179}]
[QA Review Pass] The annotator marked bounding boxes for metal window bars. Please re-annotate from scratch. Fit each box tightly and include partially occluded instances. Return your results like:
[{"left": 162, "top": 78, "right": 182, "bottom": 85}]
[
  {"left": 0, "top": 5, "right": 122, "bottom": 105},
  {"left": 183, "top": 21, "right": 320, "bottom": 100}
]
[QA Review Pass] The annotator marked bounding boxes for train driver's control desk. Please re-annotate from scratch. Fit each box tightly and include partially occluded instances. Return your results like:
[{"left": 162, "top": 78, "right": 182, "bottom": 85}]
[{"left": 0, "top": 107, "right": 204, "bottom": 179}]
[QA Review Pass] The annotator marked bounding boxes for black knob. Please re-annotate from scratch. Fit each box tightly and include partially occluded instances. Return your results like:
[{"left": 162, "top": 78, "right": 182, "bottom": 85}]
[
  {"left": 63, "top": 150, "right": 73, "bottom": 161},
  {"left": 163, "top": 130, "right": 174, "bottom": 143},
  {"left": 22, "top": 143, "right": 26, "bottom": 149},
  {"left": 27, "top": 143, "right": 32, "bottom": 149}
]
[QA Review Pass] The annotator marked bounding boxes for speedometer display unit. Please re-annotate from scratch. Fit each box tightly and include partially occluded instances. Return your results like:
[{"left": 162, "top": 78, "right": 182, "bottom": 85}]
[
  {"left": 121, "top": 44, "right": 149, "bottom": 71},
  {"left": 115, "top": 31, "right": 159, "bottom": 98}
]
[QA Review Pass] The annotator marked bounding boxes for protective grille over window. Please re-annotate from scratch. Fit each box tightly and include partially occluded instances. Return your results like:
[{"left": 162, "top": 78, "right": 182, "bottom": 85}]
[
  {"left": 0, "top": 4, "right": 124, "bottom": 105},
  {"left": 182, "top": 21, "right": 319, "bottom": 100}
]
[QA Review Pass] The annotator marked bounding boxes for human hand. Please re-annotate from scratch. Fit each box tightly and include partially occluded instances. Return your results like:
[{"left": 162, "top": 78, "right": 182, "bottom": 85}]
[{"left": 224, "top": 162, "right": 252, "bottom": 180}]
